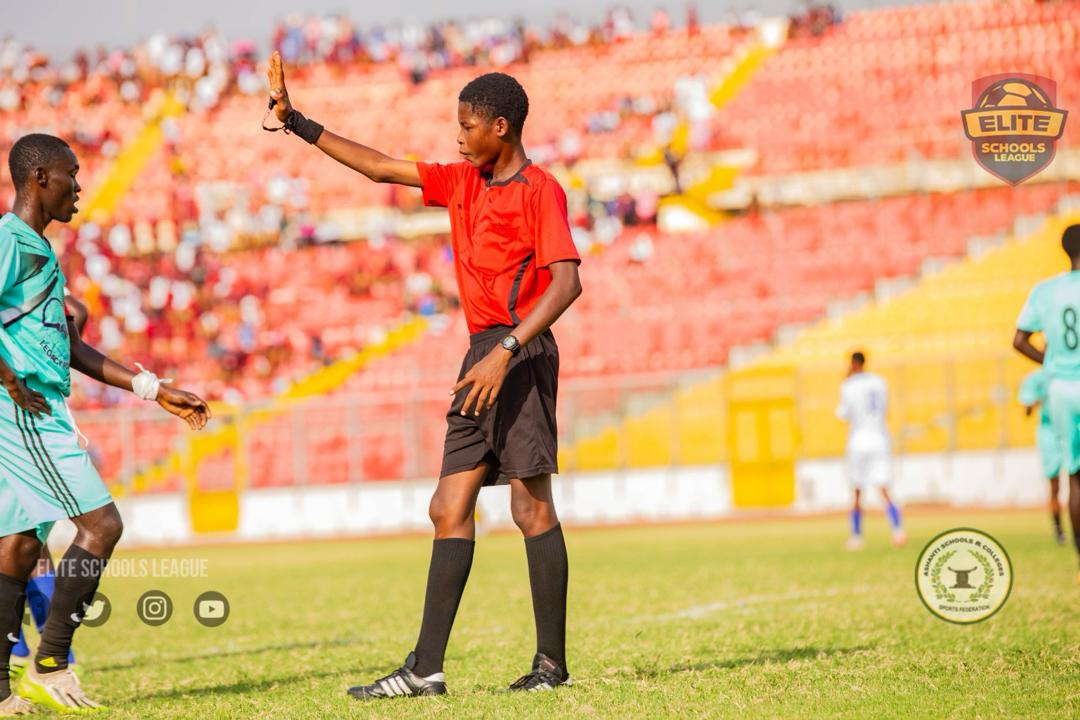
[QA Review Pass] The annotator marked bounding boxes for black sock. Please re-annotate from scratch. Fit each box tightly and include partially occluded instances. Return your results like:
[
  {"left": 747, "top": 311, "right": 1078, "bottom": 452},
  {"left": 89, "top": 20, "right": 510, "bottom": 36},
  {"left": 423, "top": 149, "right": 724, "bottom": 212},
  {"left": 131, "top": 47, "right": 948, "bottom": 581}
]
[
  {"left": 412, "top": 538, "right": 474, "bottom": 677},
  {"left": 35, "top": 546, "right": 106, "bottom": 674},
  {"left": 525, "top": 523, "right": 568, "bottom": 672},
  {"left": 0, "top": 574, "right": 27, "bottom": 698},
  {"left": 1053, "top": 512, "right": 1063, "bottom": 534}
]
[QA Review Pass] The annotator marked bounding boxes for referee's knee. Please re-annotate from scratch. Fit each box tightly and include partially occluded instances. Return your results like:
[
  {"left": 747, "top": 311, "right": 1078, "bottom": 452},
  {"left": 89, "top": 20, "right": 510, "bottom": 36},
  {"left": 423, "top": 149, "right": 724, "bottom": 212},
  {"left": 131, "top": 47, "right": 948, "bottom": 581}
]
[
  {"left": 511, "top": 499, "right": 556, "bottom": 537},
  {"left": 428, "top": 494, "right": 473, "bottom": 537}
]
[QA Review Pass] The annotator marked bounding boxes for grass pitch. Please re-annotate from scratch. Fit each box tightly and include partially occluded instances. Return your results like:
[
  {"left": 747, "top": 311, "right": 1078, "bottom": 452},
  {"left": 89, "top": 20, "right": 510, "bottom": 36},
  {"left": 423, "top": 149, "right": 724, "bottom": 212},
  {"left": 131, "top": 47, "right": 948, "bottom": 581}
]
[{"left": 50, "top": 509, "right": 1079, "bottom": 719}]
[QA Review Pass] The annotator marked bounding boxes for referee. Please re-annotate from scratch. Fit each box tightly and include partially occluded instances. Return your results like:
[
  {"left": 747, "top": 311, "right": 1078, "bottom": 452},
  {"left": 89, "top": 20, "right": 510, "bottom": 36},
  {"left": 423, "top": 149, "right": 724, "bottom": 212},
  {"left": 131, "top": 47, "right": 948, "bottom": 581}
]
[{"left": 265, "top": 54, "right": 582, "bottom": 697}]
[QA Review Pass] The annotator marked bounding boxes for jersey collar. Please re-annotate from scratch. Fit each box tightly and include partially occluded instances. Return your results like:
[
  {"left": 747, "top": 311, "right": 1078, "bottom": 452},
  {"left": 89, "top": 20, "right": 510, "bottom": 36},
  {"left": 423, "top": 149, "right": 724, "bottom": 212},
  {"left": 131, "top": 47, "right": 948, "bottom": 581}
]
[{"left": 484, "top": 160, "right": 532, "bottom": 188}]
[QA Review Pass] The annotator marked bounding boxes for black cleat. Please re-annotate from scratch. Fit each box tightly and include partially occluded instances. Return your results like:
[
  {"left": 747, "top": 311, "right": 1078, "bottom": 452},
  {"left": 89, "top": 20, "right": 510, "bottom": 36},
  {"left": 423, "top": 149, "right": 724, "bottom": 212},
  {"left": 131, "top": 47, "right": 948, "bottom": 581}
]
[
  {"left": 347, "top": 652, "right": 447, "bottom": 699},
  {"left": 507, "top": 653, "right": 572, "bottom": 692}
]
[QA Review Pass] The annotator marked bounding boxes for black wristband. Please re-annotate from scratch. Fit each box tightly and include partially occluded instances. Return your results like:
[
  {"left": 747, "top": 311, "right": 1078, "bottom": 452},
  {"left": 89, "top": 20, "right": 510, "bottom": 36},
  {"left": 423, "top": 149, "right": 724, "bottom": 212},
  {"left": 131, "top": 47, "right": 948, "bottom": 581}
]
[{"left": 285, "top": 109, "right": 324, "bottom": 144}]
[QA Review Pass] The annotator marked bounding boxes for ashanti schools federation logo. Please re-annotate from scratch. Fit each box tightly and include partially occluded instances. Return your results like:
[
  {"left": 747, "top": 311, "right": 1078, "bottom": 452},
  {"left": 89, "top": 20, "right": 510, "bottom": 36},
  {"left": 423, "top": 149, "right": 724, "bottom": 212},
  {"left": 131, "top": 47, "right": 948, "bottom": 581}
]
[
  {"left": 961, "top": 74, "right": 1067, "bottom": 186},
  {"left": 916, "top": 528, "right": 1012, "bottom": 624}
]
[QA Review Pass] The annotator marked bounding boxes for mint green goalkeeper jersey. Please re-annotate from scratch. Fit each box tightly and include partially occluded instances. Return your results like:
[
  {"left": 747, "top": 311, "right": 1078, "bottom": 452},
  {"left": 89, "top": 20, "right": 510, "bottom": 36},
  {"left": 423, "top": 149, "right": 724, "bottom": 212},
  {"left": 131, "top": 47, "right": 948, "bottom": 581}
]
[
  {"left": 0, "top": 212, "right": 71, "bottom": 396},
  {"left": 1017, "top": 271, "right": 1080, "bottom": 381}
]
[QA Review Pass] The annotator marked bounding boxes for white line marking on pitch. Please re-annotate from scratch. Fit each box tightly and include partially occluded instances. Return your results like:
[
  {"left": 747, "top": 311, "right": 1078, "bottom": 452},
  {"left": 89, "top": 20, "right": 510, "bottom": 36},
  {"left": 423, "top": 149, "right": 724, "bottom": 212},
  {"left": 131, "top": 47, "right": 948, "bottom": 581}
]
[{"left": 641, "top": 584, "right": 888, "bottom": 622}]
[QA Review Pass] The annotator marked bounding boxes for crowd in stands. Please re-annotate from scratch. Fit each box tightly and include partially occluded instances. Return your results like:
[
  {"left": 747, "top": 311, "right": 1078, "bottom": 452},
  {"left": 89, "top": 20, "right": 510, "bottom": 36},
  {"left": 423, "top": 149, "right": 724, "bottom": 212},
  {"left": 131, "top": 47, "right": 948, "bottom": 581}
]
[
  {"left": 271, "top": 6, "right": 701, "bottom": 84},
  {"left": 0, "top": 4, "right": 735, "bottom": 249},
  {"left": 61, "top": 222, "right": 458, "bottom": 408},
  {"left": 0, "top": 30, "right": 245, "bottom": 113},
  {"left": 0, "top": 5, "right": 704, "bottom": 115}
]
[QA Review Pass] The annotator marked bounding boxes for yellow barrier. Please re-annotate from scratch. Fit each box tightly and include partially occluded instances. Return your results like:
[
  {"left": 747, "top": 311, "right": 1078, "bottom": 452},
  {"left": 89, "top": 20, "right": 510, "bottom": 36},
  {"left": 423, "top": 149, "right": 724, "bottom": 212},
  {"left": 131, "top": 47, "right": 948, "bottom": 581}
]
[{"left": 727, "top": 366, "right": 796, "bottom": 508}]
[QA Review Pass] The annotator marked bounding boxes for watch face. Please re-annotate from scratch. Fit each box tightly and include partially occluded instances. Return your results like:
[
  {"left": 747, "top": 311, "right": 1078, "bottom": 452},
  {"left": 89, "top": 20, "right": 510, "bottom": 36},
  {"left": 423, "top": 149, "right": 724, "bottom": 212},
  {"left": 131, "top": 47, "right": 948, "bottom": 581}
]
[{"left": 502, "top": 336, "right": 519, "bottom": 351}]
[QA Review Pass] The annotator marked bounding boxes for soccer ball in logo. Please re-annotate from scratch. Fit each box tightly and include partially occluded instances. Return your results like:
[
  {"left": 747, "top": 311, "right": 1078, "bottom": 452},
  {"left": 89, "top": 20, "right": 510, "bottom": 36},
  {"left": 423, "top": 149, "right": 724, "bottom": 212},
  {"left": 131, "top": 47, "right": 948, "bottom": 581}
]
[{"left": 978, "top": 79, "right": 1051, "bottom": 109}]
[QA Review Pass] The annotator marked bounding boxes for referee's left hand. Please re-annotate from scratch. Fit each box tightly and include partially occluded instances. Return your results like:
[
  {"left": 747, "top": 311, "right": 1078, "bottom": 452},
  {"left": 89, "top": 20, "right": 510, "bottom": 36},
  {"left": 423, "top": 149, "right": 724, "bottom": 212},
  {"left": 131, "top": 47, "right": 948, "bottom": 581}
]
[
  {"left": 452, "top": 346, "right": 512, "bottom": 417},
  {"left": 266, "top": 51, "right": 293, "bottom": 123}
]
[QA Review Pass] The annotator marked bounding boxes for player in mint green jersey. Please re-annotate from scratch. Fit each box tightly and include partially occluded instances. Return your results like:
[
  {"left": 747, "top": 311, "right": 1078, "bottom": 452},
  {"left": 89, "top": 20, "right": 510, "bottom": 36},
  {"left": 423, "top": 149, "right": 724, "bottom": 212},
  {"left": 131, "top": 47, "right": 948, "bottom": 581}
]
[
  {"left": 1014, "top": 223, "right": 1080, "bottom": 583},
  {"left": 9, "top": 295, "right": 89, "bottom": 685},
  {"left": 1018, "top": 368, "right": 1066, "bottom": 544},
  {"left": 0, "top": 134, "right": 211, "bottom": 715}
]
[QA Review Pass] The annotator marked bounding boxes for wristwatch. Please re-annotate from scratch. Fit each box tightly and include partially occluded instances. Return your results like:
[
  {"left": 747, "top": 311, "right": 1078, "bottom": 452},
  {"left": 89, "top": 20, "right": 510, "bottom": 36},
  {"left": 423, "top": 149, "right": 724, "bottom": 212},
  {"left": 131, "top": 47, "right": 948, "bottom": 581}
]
[{"left": 500, "top": 335, "right": 521, "bottom": 355}]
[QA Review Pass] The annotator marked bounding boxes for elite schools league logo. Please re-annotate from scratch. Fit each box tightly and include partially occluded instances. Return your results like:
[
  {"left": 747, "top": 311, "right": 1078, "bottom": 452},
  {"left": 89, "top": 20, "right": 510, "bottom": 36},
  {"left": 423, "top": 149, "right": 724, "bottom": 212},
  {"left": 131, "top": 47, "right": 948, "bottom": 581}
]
[
  {"left": 915, "top": 528, "right": 1013, "bottom": 624},
  {"left": 962, "top": 74, "right": 1067, "bottom": 185}
]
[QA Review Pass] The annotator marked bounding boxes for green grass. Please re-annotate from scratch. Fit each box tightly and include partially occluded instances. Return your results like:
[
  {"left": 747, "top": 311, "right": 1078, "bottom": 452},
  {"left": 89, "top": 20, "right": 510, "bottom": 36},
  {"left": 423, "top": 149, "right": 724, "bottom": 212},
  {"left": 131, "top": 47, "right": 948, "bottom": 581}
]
[{"left": 46, "top": 509, "right": 1080, "bottom": 719}]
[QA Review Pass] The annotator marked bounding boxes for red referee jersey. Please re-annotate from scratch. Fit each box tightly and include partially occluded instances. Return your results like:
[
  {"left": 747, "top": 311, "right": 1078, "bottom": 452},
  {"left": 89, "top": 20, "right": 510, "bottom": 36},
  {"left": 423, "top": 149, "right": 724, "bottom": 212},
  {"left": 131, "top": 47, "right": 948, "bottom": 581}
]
[{"left": 416, "top": 160, "right": 581, "bottom": 334}]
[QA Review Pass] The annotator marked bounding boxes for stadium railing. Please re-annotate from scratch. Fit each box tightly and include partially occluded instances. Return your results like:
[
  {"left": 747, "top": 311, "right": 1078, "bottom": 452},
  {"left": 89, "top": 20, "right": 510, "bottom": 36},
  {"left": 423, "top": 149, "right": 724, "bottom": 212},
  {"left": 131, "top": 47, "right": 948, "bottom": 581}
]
[{"left": 77, "top": 352, "right": 1039, "bottom": 496}]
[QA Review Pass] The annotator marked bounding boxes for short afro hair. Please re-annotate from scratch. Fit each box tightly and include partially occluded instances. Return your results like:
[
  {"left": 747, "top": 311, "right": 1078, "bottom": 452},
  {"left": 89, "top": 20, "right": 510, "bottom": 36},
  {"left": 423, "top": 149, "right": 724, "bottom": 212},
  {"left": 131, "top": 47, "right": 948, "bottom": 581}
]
[
  {"left": 8, "top": 133, "right": 71, "bottom": 188},
  {"left": 851, "top": 351, "right": 866, "bottom": 366},
  {"left": 1063, "top": 224, "right": 1080, "bottom": 261},
  {"left": 459, "top": 72, "right": 529, "bottom": 137}
]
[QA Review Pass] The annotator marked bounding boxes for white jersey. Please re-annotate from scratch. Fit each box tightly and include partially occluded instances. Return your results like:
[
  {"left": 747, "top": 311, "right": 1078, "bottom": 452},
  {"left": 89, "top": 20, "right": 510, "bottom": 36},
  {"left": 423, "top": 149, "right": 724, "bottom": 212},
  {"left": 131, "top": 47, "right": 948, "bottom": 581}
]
[{"left": 837, "top": 372, "right": 891, "bottom": 454}]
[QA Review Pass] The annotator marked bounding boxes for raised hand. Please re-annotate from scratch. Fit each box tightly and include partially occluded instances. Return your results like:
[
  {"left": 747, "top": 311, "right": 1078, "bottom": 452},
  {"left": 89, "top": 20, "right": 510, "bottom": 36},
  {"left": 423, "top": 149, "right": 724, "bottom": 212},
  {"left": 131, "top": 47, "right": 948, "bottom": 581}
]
[
  {"left": 265, "top": 51, "right": 293, "bottom": 123},
  {"left": 157, "top": 385, "right": 212, "bottom": 431}
]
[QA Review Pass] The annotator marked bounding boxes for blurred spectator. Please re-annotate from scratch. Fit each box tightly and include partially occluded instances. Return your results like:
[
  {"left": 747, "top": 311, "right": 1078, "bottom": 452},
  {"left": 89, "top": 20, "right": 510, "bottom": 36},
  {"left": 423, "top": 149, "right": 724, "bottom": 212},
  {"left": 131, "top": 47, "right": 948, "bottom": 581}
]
[
  {"left": 651, "top": 8, "right": 672, "bottom": 35},
  {"left": 788, "top": 5, "right": 841, "bottom": 39},
  {"left": 687, "top": 4, "right": 701, "bottom": 36}
]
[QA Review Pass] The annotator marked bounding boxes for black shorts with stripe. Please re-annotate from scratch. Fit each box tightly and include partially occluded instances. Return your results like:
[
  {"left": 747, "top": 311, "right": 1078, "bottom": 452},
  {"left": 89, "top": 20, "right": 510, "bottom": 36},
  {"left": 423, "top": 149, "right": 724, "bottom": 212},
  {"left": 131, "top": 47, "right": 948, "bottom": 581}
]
[{"left": 441, "top": 326, "right": 560, "bottom": 485}]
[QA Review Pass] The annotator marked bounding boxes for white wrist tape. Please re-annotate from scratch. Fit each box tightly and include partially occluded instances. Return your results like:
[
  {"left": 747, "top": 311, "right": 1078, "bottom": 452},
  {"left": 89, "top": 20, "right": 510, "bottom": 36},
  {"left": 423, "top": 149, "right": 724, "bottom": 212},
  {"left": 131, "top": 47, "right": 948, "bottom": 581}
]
[{"left": 132, "top": 363, "right": 172, "bottom": 401}]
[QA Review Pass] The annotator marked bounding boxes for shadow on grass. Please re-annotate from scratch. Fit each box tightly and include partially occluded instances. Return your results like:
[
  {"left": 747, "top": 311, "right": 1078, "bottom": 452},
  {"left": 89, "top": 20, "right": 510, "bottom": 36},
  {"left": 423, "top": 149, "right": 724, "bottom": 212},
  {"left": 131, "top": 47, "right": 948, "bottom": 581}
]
[
  {"left": 114, "top": 646, "right": 878, "bottom": 704},
  {"left": 124, "top": 663, "right": 388, "bottom": 701},
  {"left": 94, "top": 635, "right": 367, "bottom": 673},
  {"left": 633, "top": 644, "right": 876, "bottom": 678}
]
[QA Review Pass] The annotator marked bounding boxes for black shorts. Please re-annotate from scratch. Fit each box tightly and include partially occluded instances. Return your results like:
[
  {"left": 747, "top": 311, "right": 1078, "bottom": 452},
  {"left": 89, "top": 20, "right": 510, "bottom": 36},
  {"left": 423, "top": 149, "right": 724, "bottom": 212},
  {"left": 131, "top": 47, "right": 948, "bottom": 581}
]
[{"left": 441, "top": 325, "right": 560, "bottom": 485}]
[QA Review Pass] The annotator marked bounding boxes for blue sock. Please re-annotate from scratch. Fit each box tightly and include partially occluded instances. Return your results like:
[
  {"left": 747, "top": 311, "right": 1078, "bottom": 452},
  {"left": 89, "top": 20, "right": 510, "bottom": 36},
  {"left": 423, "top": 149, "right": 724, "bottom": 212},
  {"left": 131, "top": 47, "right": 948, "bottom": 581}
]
[
  {"left": 11, "top": 629, "right": 29, "bottom": 658},
  {"left": 850, "top": 508, "right": 862, "bottom": 537},
  {"left": 27, "top": 573, "right": 75, "bottom": 665},
  {"left": 886, "top": 502, "right": 902, "bottom": 531},
  {"left": 26, "top": 574, "right": 53, "bottom": 631}
]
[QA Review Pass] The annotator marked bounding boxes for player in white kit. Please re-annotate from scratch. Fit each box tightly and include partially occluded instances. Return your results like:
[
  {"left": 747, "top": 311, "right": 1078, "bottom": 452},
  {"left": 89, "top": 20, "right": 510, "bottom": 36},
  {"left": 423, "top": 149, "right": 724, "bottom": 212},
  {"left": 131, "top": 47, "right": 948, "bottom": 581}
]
[{"left": 836, "top": 352, "right": 906, "bottom": 550}]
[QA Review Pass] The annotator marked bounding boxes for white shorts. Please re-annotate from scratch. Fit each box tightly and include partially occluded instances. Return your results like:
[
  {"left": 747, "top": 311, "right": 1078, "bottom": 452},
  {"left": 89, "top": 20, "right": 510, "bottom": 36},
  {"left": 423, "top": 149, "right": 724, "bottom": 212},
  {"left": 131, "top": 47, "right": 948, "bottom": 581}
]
[{"left": 846, "top": 444, "right": 891, "bottom": 489}]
